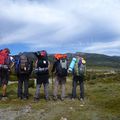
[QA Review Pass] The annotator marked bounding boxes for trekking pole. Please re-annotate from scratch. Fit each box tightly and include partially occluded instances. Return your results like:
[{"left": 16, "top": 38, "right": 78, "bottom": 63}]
[
  {"left": 52, "top": 72, "right": 54, "bottom": 90},
  {"left": 84, "top": 65, "right": 88, "bottom": 91}
]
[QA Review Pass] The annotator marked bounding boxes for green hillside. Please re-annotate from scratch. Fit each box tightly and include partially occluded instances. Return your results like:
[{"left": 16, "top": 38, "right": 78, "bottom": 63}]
[
  {"left": 15, "top": 52, "right": 120, "bottom": 70},
  {"left": 85, "top": 53, "right": 120, "bottom": 69}
]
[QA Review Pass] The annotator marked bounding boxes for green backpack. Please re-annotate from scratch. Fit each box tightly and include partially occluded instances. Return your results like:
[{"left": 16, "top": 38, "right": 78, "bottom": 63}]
[{"left": 74, "top": 59, "right": 85, "bottom": 76}]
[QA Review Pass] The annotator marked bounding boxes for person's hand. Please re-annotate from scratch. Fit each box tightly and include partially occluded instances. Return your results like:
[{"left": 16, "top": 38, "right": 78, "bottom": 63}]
[
  {"left": 67, "top": 69, "right": 71, "bottom": 73},
  {"left": 8, "top": 69, "right": 11, "bottom": 72}
]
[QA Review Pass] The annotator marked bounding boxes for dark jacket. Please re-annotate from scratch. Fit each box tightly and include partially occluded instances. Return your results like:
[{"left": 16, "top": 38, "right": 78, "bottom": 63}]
[
  {"left": 52, "top": 59, "right": 68, "bottom": 77},
  {"left": 52, "top": 60, "right": 60, "bottom": 75}
]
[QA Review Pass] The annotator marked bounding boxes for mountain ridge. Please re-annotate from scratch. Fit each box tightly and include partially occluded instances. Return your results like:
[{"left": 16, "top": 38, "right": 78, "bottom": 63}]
[{"left": 14, "top": 52, "right": 120, "bottom": 69}]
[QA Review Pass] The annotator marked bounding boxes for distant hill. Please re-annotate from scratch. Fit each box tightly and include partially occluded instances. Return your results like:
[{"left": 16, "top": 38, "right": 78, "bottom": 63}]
[
  {"left": 14, "top": 52, "right": 120, "bottom": 69},
  {"left": 66, "top": 52, "right": 120, "bottom": 69},
  {"left": 85, "top": 53, "right": 120, "bottom": 69}
]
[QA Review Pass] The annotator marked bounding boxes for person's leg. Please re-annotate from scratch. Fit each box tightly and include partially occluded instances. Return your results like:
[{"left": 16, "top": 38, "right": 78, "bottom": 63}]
[
  {"left": 61, "top": 77, "right": 66, "bottom": 100},
  {"left": 34, "top": 76, "right": 42, "bottom": 101},
  {"left": 0, "top": 69, "right": 2, "bottom": 99},
  {"left": 0, "top": 76, "right": 1, "bottom": 87},
  {"left": 79, "top": 76, "right": 84, "bottom": 100},
  {"left": 18, "top": 75, "right": 23, "bottom": 99},
  {"left": 72, "top": 76, "right": 77, "bottom": 99},
  {"left": 17, "top": 75, "right": 20, "bottom": 97},
  {"left": 2, "top": 84, "right": 7, "bottom": 97},
  {"left": 2, "top": 69, "right": 9, "bottom": 97},
  {"left": 53, "top": 76, "right": 59, "bottom": 100},
  {"left": 34, "top": 84, "right": 41, "bottom": 99},
  {"left": 43, "top": 82, "right": 49, "bottom": 100},
  {"left": 24, "top": 75, "right": 29, "bottom": 99}
]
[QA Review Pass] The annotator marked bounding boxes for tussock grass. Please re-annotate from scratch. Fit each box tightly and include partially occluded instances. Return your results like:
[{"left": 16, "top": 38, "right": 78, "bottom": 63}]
[{"left": 0, "top": 74, "right": 120, "bottom": 120}]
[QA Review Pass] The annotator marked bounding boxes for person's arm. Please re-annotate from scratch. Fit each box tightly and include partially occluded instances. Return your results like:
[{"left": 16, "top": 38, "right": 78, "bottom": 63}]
[
  {"left": 10, "top": 62, "right": 14, "bottom": 70},
  {"left": 9, "top": 56, "right": 15, "bottom": 69},
  {"left": 29, "top": 61, "right": 33, "bottom": 75},
  {"left": 48, "top": 61, "right": 50, "bottom": 69},
  {"left": 84, "top": 64, "right": 87, "bottom": 76},
  {"left": 33, "top": 60, "right": 38, "bottom": 74},
  {"left": 67, "top": 59, "right": 69, "bottom": 69},
  {"left": 35, "top": 60, "right": 38, "bottom": 68}
]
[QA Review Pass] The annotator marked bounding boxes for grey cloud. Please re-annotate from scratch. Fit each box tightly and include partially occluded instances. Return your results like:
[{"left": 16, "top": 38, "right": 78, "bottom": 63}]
[{"left": 0, "top": 0, "right": 120, "bottom": 55}]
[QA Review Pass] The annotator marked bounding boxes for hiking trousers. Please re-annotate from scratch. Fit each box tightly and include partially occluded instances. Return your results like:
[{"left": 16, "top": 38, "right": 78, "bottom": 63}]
[
  {"left": 0, "top": 68, "right": 9, "bottom": 86},
  {"left": 34, "top": 83, "right": 49, "bottom": 99},
  {"left": 72, "top": 75, "right": 84, "bottom": 99},
  {"left": 53, "top": 76, "right": 66, "bottom": 99},
  {"left": 18, "top": 74, "right": 29, "bottom": 98}
]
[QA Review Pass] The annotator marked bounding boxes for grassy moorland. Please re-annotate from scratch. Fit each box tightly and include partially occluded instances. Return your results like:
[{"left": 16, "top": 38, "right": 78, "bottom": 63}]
[{"left": 0, "top": 72, "right": 120, "bottom": 120}]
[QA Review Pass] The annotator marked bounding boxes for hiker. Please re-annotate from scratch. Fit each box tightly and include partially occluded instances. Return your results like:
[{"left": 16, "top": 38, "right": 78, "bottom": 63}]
[
  {"left": 0, "top": 48, "right": 14, "bottom": 100},
  {"left": 69, "top": 54, "right": 86, "bottom": 102},
  {"left": 52, "top": 54, "right": 68, "bottom": 101},
  {"left": 34, "top": 50, "right": 50, "bottom": 101},
  {"left": 16, "top": 53, "right": 33, "bottom": 100}
]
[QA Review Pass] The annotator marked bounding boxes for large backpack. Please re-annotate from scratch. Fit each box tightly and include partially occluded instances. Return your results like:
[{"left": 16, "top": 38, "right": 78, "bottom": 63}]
[
  {"left": 18, "top": 55, "right": 29, "bottom": 74},
  {"left": 36, "top": 58, "right": 49, "bottom": 75},
  {"left": 0, "top": 49, "right": 9, "bottom": 69},
  {"left": 57, "top": 58, "right": 68, "bottom": 77},
  {"left": 74, "top": 59, "right": 85, "bottom": 76},
  {"left": 35, "top": 50, "right": 47, "bottom": 59},
  {"left": 35, "top": 50, "right": 49, "bottom": 75}
]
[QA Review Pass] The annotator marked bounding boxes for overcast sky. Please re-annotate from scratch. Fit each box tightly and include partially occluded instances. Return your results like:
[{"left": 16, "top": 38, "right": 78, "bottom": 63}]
[{"left": 0, "top": 0, "right": 120, "bottom": 56}]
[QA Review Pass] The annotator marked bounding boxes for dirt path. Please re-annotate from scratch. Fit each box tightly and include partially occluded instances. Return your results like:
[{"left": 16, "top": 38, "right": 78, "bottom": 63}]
[
  {"left": 0, "top": 98, "right": 87, "bottom": 120},
  {"left": 0, "top": 81, "right": 120, "bottom": 120}
]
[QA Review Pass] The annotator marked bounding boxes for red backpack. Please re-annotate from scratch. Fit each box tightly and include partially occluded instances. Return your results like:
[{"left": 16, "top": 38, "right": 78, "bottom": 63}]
[{"left": 0, "top": 49, "right": 9, "bottom": 65}]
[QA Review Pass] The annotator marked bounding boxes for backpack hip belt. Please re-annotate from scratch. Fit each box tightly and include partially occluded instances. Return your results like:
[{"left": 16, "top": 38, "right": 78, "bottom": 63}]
[
  {"left": 0, "top": 64, "right": 8, "bottom": 69},
  {"left": 35, "top": 67, "right": 48, "bottom": 72}
]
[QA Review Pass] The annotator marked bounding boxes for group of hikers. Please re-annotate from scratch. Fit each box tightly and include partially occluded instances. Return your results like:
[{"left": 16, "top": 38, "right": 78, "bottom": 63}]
[{"left": 0, "top": 48, "right": 86, "bottom": 103}]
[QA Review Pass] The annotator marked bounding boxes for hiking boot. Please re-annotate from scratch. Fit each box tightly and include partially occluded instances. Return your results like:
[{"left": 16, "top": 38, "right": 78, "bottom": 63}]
[
  {"left": 53, "top": 96, "right": 57, "bottom": 101},
  {"left": 45, "top": 97, "right": 50, "bottom": 101},
  {"left": 61, "top": 97, "right": 64, "bottom": 101},
  {"left": 80, "top": 98, "right": 85, "bottom": 104},
  {"left": 1, "top": 96, "right": 8, "bottom": 101},
  {"left": 71, "top": 97, "right": 75, "bottom": 101},
  {"left": 34, "top": 97, "right": 39, "bottom": 102},
  {"left": 18, "top": 96, "right": 23, "bottom": 100},
  {"left": 23, "top": 97, "right": 29, "bottom": 100}
]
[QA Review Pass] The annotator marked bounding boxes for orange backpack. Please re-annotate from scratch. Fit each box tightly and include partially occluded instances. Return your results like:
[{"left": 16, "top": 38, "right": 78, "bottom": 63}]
[
  {"left": 54, "top": 54, "right": 67, "bottom": 60},
  {"left": 54, "top": 54, "right": 68, "bottom": 77}
]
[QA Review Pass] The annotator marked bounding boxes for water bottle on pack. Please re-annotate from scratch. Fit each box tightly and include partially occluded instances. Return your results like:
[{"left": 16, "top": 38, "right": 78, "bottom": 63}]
[{"left": 68, "top": 57, "right": 76, "bottom": 72}]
